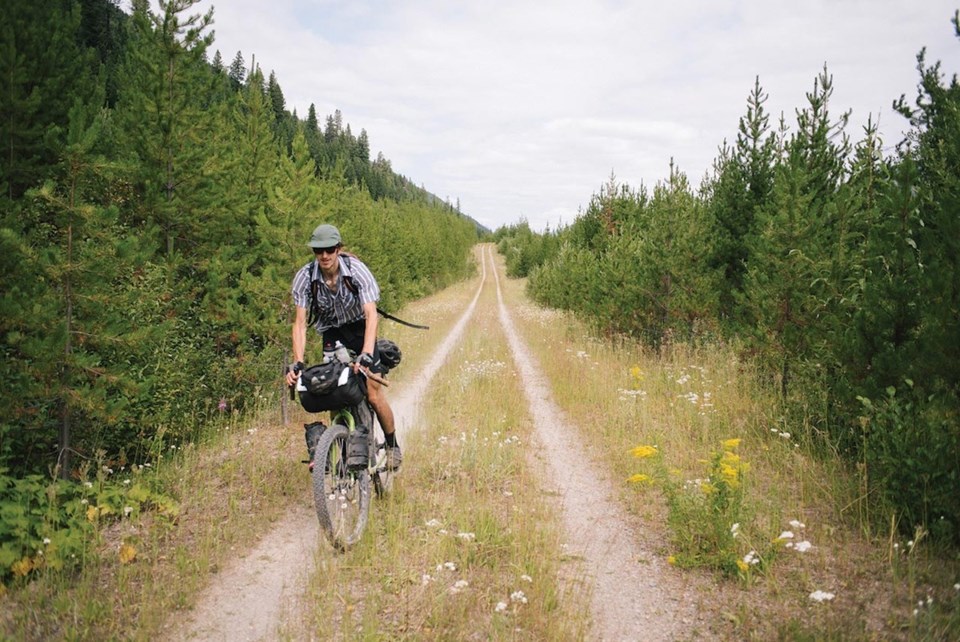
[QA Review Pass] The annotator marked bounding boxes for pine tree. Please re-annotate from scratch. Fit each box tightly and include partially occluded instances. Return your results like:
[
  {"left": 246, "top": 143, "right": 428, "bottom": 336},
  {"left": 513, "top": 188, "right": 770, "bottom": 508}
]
[
  {"left": 0, "top": 0, "right": 97, "bottom": 199},
  {"left": 114, "top": 0, "right": 215, "bottom": 257},
  {"left": 228, "top": 50, "right": 246, "bottom": 89}
]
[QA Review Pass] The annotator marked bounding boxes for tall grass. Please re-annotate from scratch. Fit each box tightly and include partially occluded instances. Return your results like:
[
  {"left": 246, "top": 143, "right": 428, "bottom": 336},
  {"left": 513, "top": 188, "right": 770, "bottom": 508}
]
[
  {"left": 293, "top": 266, "right": 588, "bottom": 640},
  {"left": 496, "top": 260, "right": 960, "bottom": 641}
]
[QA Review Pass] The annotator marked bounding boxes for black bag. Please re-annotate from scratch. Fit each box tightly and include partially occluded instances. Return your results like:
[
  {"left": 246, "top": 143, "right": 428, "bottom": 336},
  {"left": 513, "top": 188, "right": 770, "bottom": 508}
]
[{"left": 298, "top": 362, "right": 366, "bottom": 412}]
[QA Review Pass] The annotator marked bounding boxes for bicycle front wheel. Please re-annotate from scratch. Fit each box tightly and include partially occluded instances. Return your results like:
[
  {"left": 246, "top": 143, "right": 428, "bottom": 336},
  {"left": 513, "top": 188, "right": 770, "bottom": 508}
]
[{"left": 312, "top": 423, "right": 371, "bottom": 550}]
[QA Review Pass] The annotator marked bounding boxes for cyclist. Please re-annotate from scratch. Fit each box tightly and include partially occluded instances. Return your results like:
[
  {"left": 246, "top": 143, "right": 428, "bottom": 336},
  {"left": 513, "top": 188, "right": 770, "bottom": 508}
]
[{"left": 285, "top": 223, "right": 401, "bottom": 470}]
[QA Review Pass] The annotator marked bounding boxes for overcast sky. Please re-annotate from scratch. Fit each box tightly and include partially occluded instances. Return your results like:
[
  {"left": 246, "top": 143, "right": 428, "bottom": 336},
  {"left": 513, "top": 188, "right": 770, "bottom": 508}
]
[{"left": 179, "top": 0, "right": 958, "bottom": 232}]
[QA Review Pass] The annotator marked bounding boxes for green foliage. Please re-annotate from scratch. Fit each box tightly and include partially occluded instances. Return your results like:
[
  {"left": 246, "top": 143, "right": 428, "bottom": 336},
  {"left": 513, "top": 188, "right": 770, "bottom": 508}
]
[
  {"left": 627, "top": 439, "right": 763, "bottom": 578},
  {"left": 858, "top": 383, "right": 960, "bottom": 545},
  {"left": 493, "top": 220, "right": 559, "bottom": 278},
  {"left": 0, "top": 461, "right": 177, "bottom": 585}
]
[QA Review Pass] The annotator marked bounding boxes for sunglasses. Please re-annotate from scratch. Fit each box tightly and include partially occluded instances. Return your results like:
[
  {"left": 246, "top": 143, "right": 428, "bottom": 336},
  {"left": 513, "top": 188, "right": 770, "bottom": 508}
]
[{"left": 313, "top": 246, "right": 340, "bottom": 256}]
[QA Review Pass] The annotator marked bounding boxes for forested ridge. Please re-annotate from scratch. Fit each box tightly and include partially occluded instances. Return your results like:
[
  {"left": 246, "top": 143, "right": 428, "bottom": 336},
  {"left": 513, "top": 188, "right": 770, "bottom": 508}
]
[
  {"left": 0, "top": 0, "right": 479, "bottom": 480},
  {"left": 497, "top": 15, "right": 960, "bottom": 545}
]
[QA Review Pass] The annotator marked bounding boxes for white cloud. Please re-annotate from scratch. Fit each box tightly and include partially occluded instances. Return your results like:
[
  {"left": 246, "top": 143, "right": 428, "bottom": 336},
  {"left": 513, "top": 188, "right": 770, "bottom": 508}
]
[{"left": 177, "top": 0, "right": 959, "bottom": 231}]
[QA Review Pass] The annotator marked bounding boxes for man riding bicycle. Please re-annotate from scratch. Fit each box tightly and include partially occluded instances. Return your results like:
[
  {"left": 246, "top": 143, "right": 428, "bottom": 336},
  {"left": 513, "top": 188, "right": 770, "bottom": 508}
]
[{"left": 285, "top": 224, "right": 401, "bottom": 470}]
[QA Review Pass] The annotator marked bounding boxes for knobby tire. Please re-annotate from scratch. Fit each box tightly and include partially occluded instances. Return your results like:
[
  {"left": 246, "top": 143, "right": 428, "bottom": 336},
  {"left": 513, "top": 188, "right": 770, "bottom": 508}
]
[{"left": 312, "top": 423, "right": 371, "bottom": 550}]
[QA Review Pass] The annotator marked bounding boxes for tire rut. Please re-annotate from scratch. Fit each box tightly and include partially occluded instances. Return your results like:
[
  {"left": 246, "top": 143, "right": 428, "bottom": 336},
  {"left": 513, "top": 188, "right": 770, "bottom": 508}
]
[
  {"left": 164, "top": 249, "right": 489, "bottom": 641},
  {"left": 488, "top": 246, "right": 703, "bottom": 641}
]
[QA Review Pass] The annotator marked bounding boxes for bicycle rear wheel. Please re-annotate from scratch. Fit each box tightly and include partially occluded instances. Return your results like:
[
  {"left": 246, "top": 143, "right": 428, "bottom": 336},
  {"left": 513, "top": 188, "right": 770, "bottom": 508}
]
[{"left": 312, "top": 423, "right": 371, "bottom": 550}]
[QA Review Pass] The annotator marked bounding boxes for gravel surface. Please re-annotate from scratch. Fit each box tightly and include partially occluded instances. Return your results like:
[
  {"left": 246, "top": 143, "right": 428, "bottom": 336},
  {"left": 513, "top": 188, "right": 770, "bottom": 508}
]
[
  {"left": 489, "top": 247, "right": 705, "bottom": 641},
  {"left": 164, "top": 252, "right": 488, "bottom": 641},
  {"left": 165, "top": 247, "right": 707, "bottom": 640}
]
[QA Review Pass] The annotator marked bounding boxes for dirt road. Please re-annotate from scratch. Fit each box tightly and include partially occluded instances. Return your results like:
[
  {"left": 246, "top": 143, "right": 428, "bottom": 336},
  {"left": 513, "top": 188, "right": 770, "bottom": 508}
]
[{"left": 166, "top": 246, "right": 702, "bottom": 640}]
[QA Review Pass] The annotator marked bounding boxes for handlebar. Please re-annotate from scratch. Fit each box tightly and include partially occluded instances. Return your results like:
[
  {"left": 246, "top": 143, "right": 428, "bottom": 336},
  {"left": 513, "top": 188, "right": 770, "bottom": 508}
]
[{"left": 286, "top": 359, "right": 389, "bottom": 401}]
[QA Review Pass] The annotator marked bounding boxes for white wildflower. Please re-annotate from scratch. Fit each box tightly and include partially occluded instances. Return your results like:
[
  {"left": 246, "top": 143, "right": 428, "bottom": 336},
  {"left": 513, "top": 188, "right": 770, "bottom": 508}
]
[
  {"left": 789, "top": 520, "right": 806, "bottom": 530},
  {"left": 457, "top": 532, "right": 476, "bottom": 541},
  {"left": 43, "top": 538, "right": 51, "bottom": 545},
  {"left": 793, "top": 541, "right": 813, "bottom": 553},
  {"left": 510, "top": 590, "right": 528, "bottom": 604},
  {"left": 421, "top": 574, "right": 434, "bottom": 585},
  {"left": 521, "top": 574, "right": 533, "bottom": 583},
  {"left": 495, "top": 601, "right": 508, "bottom": 613},
  {"left": 425, "top": 518, "right": 442, "bottom": 528},
  {"left": 450, "top": 579, "right": 469, "bottom": 593},
  {"left": 731, "top": 523, "right": 740, "bottom": 538},
  {"left": 809, "top": 590, "right": 835, "bottom": 602},
  {"left": 777, "top": 531, "right": 795, "bottom": 541}
]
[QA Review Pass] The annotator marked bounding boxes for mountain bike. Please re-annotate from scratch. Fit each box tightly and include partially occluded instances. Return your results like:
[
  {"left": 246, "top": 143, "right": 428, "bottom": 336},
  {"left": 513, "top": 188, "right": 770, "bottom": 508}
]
[{"left": 292, "top": 345, "right": 396, "bottom": 551}]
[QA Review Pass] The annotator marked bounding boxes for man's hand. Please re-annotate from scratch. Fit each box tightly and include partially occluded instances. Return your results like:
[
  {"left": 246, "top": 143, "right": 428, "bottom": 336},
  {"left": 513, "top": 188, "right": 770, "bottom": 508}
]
[
  {"left": 286, "top": 361, "right": 304, "bottom": 387},
  {"left": 353, "top": 352, "right": 374, "bottom": 375}
]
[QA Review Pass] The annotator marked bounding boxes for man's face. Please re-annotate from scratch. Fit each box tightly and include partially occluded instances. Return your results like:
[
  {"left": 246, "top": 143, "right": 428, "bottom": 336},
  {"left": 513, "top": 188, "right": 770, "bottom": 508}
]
[{"left": 314, "top": 245, "right": 340, "bottom": 270}]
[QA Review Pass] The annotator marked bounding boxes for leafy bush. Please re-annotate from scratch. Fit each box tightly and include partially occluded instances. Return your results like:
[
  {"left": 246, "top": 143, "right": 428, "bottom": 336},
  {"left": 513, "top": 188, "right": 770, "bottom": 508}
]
[
  {"left": 627, "top": 439, "right": 764, "bottom": 577},
  {"left": 0, "top": 462, "right": 177, "bottom": 584},
  {"left": 858, "top": 382, "right": 960, "bottom": 545}
]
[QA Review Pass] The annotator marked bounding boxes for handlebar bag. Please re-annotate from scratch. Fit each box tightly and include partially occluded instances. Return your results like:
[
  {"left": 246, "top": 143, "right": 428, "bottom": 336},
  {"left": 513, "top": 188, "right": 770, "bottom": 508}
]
[{"left": 298, "top": 362, "right": 366, "bottom": 412}]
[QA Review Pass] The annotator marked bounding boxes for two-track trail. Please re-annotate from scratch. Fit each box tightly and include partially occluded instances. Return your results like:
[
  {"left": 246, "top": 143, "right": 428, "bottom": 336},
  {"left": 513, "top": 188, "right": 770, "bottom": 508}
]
[
  {"left": 166, "top": 245, "right": 704, "bottom": 640},
  {"left": 487, "top": 246, "right": 703, "bottom": 641},
  {"left": 166, "top": 253, "right": 489, "bottom": 641}
]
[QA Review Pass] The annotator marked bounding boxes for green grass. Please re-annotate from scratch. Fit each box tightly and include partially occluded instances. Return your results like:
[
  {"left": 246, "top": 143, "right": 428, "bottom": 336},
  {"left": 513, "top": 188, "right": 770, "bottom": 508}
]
[
  {"left": 4, "top": 245, "right": 958, "bottom": 641},
  {"left": 496, "top": 253, "right": 960, "bottom": 641},
  {"left": 295, "top": 255, "right": 588, "bottom": 640}
]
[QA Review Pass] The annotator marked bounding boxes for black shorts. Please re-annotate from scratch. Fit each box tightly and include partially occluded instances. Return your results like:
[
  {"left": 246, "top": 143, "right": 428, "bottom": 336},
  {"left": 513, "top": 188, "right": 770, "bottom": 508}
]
[{"left": 322, "top": 319, "right": 386, "bottom": 374}]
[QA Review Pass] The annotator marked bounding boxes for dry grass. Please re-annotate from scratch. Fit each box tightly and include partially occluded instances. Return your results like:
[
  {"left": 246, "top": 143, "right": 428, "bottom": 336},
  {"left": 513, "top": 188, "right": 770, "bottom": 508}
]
[
  {"left": 497, "top": 260, "right": 960, "bottom": 641},
  {"left": 5, "top": 245, "right": 958, "bottom": 641},
  {"left": 293, "top": 261, "right": 589, "bottom": 640}
]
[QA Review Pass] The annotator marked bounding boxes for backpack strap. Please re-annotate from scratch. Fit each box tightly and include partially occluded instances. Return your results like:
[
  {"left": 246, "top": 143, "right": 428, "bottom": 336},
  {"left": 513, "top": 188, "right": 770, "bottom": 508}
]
[{"left": 342, "top": 255, "right": 430, "bottom": 330}]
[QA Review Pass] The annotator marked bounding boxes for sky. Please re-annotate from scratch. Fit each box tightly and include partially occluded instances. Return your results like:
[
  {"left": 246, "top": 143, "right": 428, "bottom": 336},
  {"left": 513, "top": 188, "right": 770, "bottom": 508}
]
[{"left": 174, "top": 0, "right": 957, "bottom": 232}]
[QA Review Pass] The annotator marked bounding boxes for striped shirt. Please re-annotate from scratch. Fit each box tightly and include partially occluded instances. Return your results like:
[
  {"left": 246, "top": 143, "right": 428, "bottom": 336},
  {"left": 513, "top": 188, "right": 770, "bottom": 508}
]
[{"left": 291, "top": 255, "right": 381, "bottom": 333}]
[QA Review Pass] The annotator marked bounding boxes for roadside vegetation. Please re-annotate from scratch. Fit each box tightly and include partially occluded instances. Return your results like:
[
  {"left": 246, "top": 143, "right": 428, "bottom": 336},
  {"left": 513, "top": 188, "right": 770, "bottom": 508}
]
[{"left": 499, "top": 265, "right": 960, "bottom": 640}]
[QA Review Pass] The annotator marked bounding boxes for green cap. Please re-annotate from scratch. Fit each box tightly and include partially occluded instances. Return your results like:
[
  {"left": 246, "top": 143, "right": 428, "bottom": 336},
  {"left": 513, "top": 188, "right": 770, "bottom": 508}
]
[{"left": 307, "top": 224, "right": 341, "bottom": 248}]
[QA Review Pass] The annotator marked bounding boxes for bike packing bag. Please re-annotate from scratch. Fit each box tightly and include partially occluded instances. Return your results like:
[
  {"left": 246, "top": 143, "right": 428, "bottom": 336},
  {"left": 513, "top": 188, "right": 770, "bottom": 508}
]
[{"left": 298, "top": 362, "right": 366, "bottom": 412}]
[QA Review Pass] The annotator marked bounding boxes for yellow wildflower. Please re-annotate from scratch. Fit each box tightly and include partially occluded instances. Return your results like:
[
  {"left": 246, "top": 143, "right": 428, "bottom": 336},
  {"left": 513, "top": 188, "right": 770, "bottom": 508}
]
[
  {"left": 626, "top": 473, "right": 651, "bottom": 484},
  {"left": 12, "top": 557, "right": 34, "bottom": 577},
  {"left": 721, "top": 451, "right": 741, "bottom": 466},
  {"left": 119, "top": 544, "right": 137, "bottom": 565},
  {"left": 629, "top": 445, "right": 657, "bottom": 459},
  {"left": 700, "top": 481, "right": 716, "bottom": 495},
  {"left": 86, "top": 505, "right": 99, "bottom": 522},
  {"left": 720, "top": 463, "right": 739, "bottom": 480},
  {"left": 722, "top": 438, "right": 742, "bottom": 450},
  {"left": 629, "top": 366, "right": 644, "bottom": 380},
  {"left": 667, "top": 555, "right": 677, "bottom": 565},
  {"left": 736, "top": 560, "right": 749, "bottom": 573}
]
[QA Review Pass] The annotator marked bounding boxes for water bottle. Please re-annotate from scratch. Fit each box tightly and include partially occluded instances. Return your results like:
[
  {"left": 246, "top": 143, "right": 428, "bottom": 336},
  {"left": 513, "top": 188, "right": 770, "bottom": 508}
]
[{"left": 334, "top": 341, "right": 351, "bottom": 365}]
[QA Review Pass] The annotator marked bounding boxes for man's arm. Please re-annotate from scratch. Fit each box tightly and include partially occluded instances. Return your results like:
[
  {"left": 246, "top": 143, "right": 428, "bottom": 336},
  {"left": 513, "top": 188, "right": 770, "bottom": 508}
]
[
  {"left": 286, "top": 306, "right": 308, "bottom": 386},
  {"left": 361, "top": 301, "right": 378, "bottom": 356}
]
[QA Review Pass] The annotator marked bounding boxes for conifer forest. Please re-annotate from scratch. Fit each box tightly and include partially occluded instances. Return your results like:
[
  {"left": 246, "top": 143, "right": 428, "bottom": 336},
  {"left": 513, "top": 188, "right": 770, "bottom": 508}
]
[
  {"left": 0, "top": 0, "right": 478, "bottom": 480},
  {"left": 496, "top": 16, "right": 960, "bottom": 544},
  {"left": 2, "top": 0, "right": 959, "bottom": 593}
]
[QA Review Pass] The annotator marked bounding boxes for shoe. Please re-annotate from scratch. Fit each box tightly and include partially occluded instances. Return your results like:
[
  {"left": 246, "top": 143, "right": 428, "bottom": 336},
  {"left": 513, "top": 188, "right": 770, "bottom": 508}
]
[{"left": 385, "top": 445, "right": 403, "bottom": 470}]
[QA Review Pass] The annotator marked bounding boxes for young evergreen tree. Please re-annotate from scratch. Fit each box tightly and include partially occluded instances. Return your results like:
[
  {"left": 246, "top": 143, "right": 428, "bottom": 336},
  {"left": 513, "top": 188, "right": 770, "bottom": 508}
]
[
  {"left": 0, "top": 0, "right": 97, "bottom": 199},
  {"left": 228, "top": 50, "right": 246, "bottom": 89},
  {"left": 115, "top": 0, "right": 215, "bottom": 257},
  {"left": 707, "top": 78, "right": 778, "bottom": 327}
]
